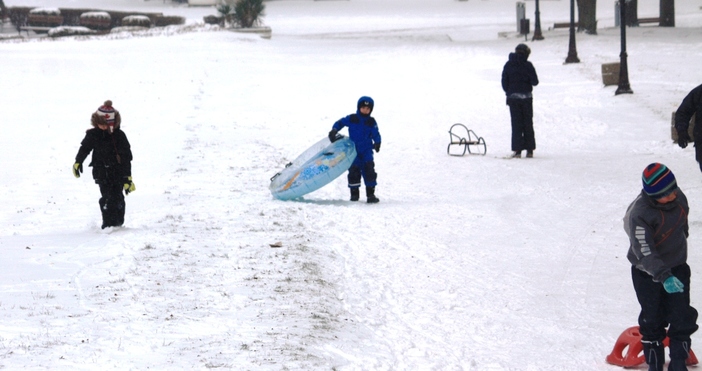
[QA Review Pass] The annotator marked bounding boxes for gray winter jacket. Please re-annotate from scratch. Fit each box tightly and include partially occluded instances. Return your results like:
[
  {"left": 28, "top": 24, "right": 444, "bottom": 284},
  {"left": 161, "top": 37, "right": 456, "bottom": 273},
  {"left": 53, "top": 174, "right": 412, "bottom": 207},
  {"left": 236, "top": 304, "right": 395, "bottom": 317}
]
[{"left": 624, "top": 189, "right": 689, "bottom": 282}]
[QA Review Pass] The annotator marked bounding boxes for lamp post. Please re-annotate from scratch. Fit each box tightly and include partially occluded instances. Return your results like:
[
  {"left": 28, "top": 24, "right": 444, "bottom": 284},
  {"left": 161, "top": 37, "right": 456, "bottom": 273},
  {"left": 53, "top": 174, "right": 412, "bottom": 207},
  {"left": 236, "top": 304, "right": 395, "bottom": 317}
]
[
  {"left": 564, "top": 0, "right": 579, "bottom": 63},
  {"left": 532, "top": 0, "right": 544, "bottom": 40},
  {"left": 615, "top": 0, "right": 633, "bottom": 95}
]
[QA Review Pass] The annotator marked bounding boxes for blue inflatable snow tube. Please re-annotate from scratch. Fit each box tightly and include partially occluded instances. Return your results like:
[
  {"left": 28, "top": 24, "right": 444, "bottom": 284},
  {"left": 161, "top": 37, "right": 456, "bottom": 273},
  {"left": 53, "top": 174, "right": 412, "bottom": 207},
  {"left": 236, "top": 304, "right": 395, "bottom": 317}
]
[{"left": 270, "top": 137, "right": 357, "bottom": 200}]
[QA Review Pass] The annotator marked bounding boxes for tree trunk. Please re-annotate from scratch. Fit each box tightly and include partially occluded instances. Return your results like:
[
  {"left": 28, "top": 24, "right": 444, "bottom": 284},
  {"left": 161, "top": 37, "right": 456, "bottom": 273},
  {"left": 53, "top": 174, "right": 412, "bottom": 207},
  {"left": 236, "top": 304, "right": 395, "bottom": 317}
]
[
  {"left": 577, "top": 0, "right": 598, "bottom": 34},
  {"left": 660, "top": 0, "right": 675, "bottom": 27}
]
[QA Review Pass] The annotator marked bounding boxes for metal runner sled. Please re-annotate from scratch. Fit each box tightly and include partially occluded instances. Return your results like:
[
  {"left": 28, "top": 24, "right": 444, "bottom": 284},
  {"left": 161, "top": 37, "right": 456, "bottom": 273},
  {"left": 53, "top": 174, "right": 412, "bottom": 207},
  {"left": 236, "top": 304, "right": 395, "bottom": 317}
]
[{"left": 447, "top": 123, "right": 487, "bottom": 156}]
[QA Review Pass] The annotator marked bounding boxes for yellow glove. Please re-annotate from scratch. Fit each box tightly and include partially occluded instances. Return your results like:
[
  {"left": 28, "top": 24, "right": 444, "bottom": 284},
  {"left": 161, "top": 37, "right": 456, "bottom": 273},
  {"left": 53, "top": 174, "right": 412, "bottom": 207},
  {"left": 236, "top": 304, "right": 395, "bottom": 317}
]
[
  {"left": 72, "top": 162, "right": 83, "bottom": 178},
  {"left": 123, "top": 176, "right": 136, "bottom": 195}
]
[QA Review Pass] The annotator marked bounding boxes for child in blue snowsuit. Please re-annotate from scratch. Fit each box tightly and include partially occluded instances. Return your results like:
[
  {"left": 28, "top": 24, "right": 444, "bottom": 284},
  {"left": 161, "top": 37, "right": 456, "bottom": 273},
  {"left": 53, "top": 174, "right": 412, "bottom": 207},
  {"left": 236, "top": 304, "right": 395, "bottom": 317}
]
[{"left": 328, "top": 96, "right": 382, "bottom": 203}]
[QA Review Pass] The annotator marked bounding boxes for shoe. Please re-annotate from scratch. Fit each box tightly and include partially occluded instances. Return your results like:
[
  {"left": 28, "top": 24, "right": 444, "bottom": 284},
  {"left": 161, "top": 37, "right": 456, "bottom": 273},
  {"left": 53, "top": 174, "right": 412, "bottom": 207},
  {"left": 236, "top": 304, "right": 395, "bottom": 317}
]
[
  {"left": 668, "top": 358, "right": 687, "bottom": 371},
  {"left": 643, "top": 340, "right": 665, "bottom": 371},
  {"left": 366, "top": 187, "right": 380, "bottom": 204},
  {"left": 350, "top": 188, "right": 360, "bottom": 202},
  {"left": 510, "top": 151, "right": 521, "bottom": 158},
  {"left": 526, "top": 150, "right": 533, "bottom": 158}
]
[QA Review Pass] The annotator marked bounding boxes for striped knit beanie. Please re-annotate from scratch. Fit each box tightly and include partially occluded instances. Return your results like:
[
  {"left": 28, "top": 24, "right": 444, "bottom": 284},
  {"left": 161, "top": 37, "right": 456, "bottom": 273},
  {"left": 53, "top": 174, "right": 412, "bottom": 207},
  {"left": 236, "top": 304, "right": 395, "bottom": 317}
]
[
  {"left": 642, "top": 163, "right": 677, "bottom": 199},
  {"left": 96, "top": 100, "right": 116, "bottom": 126}
]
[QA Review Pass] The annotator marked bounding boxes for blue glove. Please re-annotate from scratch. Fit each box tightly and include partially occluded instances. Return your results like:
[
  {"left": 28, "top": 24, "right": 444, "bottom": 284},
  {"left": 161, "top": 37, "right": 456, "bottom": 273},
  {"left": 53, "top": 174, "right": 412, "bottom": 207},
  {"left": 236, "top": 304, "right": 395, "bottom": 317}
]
[
  {"left": 374, "top": 142, "right": 381, "bottom": 153},
  {"left": 663, "top": 276, "right": 684, "bottom": 294}
]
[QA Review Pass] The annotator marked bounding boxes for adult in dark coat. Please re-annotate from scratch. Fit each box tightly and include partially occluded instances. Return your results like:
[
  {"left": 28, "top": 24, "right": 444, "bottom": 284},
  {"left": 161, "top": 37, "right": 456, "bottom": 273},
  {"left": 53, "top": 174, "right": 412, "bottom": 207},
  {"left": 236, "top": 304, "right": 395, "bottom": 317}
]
[
  {"left": 675, "top": 84, "right": 702, "bottom": 172},
  {"left": 73, "top": 100, "right": 136, "bottom": 229},
  {"left": 501, "top": 43, "right": 539, "bottom": 158}
]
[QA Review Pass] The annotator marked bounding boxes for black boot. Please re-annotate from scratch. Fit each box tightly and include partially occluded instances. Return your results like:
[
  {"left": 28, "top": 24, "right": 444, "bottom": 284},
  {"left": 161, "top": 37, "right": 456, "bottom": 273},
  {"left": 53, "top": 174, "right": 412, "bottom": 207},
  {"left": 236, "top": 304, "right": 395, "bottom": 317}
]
[
  {"left": 643, "top": 340, "right": 665, "bottom": 371},
  {"left": 366, "top": 187, "right": 379, "bottom": 203},
  {"left": 350, "top": 188, "right": 359, "bottom": 202},
  {"left": 100, "top": 199, "right": 111, "bottom": 229},
  {"left": 668, "top": 339, "right": 691, "bottom": 371}
]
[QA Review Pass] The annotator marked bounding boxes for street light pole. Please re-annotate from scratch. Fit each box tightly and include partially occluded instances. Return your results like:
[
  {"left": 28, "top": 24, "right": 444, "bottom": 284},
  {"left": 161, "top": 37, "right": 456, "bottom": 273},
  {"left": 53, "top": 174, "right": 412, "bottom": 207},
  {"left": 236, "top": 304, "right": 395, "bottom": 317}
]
[
  {"left": 615, "top": 0, "right": 633, "bottom": 95},
  {"left": 564, "top": 0, "right": 579, "bottom": 63},
  {"left": 532, "top": 0, "right": 544, "bottom": 41}
]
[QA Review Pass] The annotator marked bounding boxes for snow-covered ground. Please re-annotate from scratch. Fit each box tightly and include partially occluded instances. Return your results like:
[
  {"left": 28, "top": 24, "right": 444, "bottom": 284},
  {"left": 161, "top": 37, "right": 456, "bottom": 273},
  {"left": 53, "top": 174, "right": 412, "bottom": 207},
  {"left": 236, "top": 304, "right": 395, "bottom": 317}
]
[{"left": 2, "top": 0, "right": 702, "bottom": 369}]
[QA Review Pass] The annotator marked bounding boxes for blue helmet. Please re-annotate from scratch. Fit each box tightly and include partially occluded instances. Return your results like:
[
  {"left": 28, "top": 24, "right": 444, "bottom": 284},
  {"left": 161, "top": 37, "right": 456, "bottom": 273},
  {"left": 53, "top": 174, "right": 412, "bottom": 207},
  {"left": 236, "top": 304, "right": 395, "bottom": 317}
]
[{"left": 357, "top": 96, "right": 374, "bottom": 114}]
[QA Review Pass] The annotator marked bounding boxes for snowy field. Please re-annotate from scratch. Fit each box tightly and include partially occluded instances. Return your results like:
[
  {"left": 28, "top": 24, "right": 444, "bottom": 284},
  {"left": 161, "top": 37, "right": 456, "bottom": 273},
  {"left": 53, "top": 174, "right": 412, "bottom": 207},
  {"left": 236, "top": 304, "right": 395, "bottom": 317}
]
[{"left": 2, "top": 0, "right": 702, "bottom": 369}]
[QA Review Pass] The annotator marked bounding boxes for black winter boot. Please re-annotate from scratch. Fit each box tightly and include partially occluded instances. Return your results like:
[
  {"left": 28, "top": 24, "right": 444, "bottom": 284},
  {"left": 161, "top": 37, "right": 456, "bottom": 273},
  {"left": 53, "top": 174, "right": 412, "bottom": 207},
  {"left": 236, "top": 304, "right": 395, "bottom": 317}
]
[
  {"left": 669, "top": 359, "right": 688, "bottom": 371},
  {"left": 350, "top": 188, "right": 360, "bottom": 202},
  {"left": 366, "top": 187, "right": 379, "bottom": 204},
  {"left": 668, "top": 339, "right": 691, "bottom": 371},
  {"left": 643, "top": 340, "right": 665, "bottom": 371}
]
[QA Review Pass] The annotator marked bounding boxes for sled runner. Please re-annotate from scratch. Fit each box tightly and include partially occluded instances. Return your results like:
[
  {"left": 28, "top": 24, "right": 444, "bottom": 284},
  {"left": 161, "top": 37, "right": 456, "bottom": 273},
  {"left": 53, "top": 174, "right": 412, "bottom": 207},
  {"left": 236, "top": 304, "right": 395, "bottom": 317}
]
[{"left": 447, "top": 123, "right": 487, "bottom": 156}]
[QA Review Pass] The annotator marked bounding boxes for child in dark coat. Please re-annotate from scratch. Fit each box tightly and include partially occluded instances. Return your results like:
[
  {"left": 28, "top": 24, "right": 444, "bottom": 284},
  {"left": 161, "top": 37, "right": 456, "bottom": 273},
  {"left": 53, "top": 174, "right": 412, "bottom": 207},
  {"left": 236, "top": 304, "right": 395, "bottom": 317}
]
[
  {"left": 624, "top": 163, "right": 698, "bottom": 371},
  {"left": 328, "top": 96, "right": 382, "bottom": 203},
  {"left": 73, "top": 100, "right": 136, "bottom": 229}
]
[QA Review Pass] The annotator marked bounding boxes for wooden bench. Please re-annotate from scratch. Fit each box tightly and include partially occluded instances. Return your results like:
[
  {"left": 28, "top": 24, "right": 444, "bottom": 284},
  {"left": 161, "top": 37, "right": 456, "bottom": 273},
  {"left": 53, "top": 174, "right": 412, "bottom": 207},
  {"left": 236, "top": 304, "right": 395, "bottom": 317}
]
[
  {"left": 447, "top": 123, "right": 487, "bottom": 156},
  {"left": 637, "top": 17, "right": 660, "bottom": 25},
  {"left": 19, "top": 26, "right": 53, "bottom": 35},
  {"left": 552, "top": 22, "right": 579, "bottom": 29}
]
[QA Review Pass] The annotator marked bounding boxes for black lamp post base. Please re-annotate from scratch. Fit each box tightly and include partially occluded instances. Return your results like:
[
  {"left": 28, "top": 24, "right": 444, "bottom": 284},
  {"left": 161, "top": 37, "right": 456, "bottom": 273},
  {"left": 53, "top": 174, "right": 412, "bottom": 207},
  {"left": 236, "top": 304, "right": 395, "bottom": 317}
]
[{"left": 565, "top": 53, "right": 580, "bottom": 64}]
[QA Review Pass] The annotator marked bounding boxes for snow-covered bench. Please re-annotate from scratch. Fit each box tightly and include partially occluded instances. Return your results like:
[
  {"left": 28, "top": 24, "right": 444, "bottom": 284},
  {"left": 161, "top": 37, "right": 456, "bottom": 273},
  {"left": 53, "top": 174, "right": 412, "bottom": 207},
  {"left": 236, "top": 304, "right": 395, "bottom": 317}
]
[{"left": 19, "top": 26, "right": 53, "bottom": 35}]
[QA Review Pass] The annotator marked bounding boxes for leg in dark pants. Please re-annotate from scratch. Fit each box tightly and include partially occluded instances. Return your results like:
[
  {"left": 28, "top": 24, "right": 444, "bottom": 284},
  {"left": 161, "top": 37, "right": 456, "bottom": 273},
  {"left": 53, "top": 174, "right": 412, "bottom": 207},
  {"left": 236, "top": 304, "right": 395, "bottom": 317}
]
[
  {"left": 508, "top": 99, "right": 525, "bottom": 152},
  {"left": 348, "top": 165, "right": 362, "bottom": 189},
  {"left": 361, "top": 161, "right": 377, "bottom": 188},
  {"left": 632, "top": 265, "right": 699, "bottom": 370},
  {"left": 508, "top": 98, "right": 535, "bottom": 152},
  {"left": 522, "top": 98, "right": 535, "bottom": 151},
  {"left": 633, "top": 266, "right": 668, "bottom": 370},
  {"left": 695, "top": 142, "right": 702, "bottom": 173},
  {"left": 666, "top": 264, "right": 699, "bottom": 370},
  {"left": 98, "top": 182, "right": 125, "bottom": 229}
]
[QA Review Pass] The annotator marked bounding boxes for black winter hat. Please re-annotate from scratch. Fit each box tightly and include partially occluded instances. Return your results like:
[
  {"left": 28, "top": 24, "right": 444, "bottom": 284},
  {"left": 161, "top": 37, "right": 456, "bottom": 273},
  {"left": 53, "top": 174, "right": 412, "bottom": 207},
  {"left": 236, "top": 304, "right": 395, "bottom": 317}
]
[{"left": 515, "top": 43, "right": 531, "bottom": 57}]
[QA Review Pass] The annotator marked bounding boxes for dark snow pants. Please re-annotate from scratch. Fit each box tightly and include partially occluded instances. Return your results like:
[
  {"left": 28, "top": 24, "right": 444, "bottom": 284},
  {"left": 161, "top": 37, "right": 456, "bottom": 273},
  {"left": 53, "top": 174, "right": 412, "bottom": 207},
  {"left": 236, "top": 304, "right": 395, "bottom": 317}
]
[
  {"left": 631, "top": 264, "right": 698, "bottom": 360},
  {"left": 694, "top": 141, "right": 702, "bottom": 172},
  {"left": 348, "top": 150, "right": 377, "bottom": 188},
  {"left": 507, "top": 97, "right": 535, "bottom": 152},
  {"left": 98, "top": 182, "right": 125, "bottom": 228}
]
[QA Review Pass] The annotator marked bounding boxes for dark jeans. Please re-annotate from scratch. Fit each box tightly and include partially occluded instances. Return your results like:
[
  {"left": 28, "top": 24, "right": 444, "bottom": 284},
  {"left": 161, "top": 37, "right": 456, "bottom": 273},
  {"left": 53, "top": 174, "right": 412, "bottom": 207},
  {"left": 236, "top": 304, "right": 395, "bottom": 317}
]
[
  {"left": 631, "top": 264, "right": 698, "bottom": 346},
  {"left": 507, "top": 98, "right": 535, "bottom": 152},
  {"left": 98, "top": 182, "right": 125, "bottom": 228}
]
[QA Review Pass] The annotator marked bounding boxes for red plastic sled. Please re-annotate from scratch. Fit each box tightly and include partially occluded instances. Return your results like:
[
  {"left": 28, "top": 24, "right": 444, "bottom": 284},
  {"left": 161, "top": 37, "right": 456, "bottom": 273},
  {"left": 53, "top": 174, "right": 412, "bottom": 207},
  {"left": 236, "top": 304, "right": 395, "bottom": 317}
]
[{"left": 606, "top": 326, "right": 698, "bottom": 367}]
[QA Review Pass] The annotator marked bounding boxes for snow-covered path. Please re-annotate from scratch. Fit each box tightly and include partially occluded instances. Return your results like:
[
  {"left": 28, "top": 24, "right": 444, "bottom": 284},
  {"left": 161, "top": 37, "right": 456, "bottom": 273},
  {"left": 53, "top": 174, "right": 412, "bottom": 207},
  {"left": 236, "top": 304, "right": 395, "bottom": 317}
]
[{"left": 2, "top": 0, "right": 702, "bottom": 369}]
